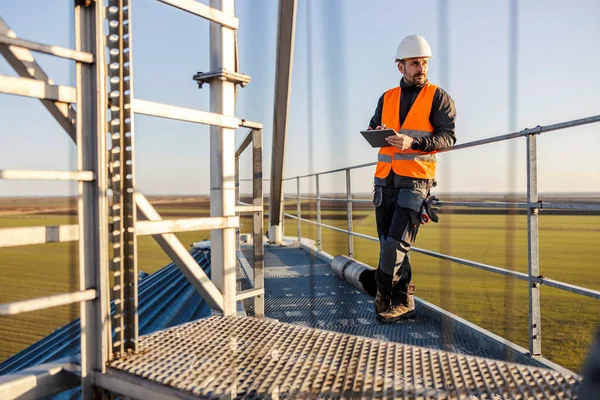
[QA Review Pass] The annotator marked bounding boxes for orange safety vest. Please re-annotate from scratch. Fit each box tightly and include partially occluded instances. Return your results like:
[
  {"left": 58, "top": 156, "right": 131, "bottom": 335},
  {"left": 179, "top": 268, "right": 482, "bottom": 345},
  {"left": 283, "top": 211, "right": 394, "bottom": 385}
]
[{"left": 374, "top": 82, "right": 438, "bottom": 181}]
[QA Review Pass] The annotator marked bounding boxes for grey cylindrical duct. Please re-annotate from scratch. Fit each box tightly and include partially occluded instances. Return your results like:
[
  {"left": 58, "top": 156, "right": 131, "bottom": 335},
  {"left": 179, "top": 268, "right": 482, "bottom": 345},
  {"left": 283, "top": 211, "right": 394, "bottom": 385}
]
[{"left": 331, "top": 255, "right": 377, "bottom": 297}]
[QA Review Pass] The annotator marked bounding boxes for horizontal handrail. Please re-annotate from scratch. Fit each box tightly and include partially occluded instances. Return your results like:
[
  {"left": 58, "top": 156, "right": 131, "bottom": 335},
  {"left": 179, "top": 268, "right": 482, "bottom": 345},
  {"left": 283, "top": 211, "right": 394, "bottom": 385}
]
[
  {"left": 0, "top": 74, "right": 76, "bottom": 103},
  {"left": 156, "top": 0, "right": 239, "bottom": 30},
  {"left": 131, "top": 99, "right": 240, "bottom": 129},
  {"left": 0, "top": 290, "right": 97, "bottom": 316},
  {"left": 0, "top": 34, "right": 94, "bottom": 63},
  {"left": 136, "top": 216, "right": 239, "bottom": 236},
  {"left": 283, "top": 213, "right": 600, "bottom": 301},
  {"left": 0, "top": 225, "right": 79, "bottom": 248},
  {"left": 0, "top": 170, "right": 94, "bottom": 181},
  {"left": 282, "top": 114, "right": 600, "bottom": 180}
]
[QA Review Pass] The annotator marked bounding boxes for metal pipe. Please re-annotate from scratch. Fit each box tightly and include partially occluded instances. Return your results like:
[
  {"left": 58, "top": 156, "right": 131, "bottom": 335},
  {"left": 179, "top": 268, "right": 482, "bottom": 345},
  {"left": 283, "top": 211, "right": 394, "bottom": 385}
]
[
  {"left": 156, "top": 0, "right": 239, "bottom": 29},
  {"left": 0, "top": 33, "right": 94, "bottom": 63},
  {"left": 331, "top": 256, "right": 377, "bottom": 297},
  {"left": 0, "top": 169, "right": 94, "bottom": 181},
  {"left": 132, "top": 98, "right": 239, "bottom": 128},
  {"left": 235, "top": 129, "right": 253, "bottom": 157},
  {"left": 281, "top": 114, "right": 600, "bottom": 182},
  {"left": 316, "top": 174, "right": 322, "bottom": 251},
  {"left": 0, "top": 290, "right": 97, "bottom": 316},
  {"left": 296, "top": 176, "right": 301, "bottom": 241},
  {"left": 346, "top": 169, "right": 354, "bottom": 258},
  {"left": 0, "top": 74, "right": 77, "bottom": 103},
  {"left": 0, "top": 225, "right": 79, "bottom": 248},
  {"left": 527, "top": 133, "right": 542, "bottom": 357},
  {"left": 252, "top": 128, "right": 265, "bottom": 317},
  {"left": 209, "top": 0, "right": 238, "bottom": 317},
  {"left": 0, "top": 18, "right": 77, "bottom": 141},
  {"left": 75, "top": 1, "right": 110, "bottom": 393},
  {"left": 269, "top": 0, "right": 297, "bottom": 231}
]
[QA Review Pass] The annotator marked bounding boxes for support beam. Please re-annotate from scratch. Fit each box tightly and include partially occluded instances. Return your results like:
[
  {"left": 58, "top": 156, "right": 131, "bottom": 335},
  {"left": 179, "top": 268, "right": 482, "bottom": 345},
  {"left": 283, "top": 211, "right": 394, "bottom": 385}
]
[
  {"left": 156, "top": 0, "right": 239, "bottom": 30},
  {"left": 136, "top": 216, "right": 239, "bottom": 236},
  {"left": 132, "top": 98, "right": 239, "bottom": 129},
  {"left": 0, "top": 290, "right": 96, "bottom": 316},
  {"left": 0, "top": 33, "right": 94, "bottom": 63},
  {"left": 75, "top": 2, "right": 111, "bottom": 396},
  {"left": 0, "top": 18, "right": 76, "bottom": 141},
  {"left": 269, "top": 0, "right": 297, "bottom": 240},
  {"left": 0, "top": 225, "right": 79, "bottom": 248},
  {"left": 209, "top": 0, "right": 238, "bottom": 317},
  {"left": 235, "top": 129, "right": 253, "bottom": 157},
  {"left": 0, "top": 74, "right": 76, "bottom": 103},
  {"left": 135, "top": 193, "right": 224, "bottom": 311},
  {"left": 0, "top": 358, "right": 80, "bottom": 400},
  {"left": 0, "top": 169, "right": 93, "bottom": 181}
]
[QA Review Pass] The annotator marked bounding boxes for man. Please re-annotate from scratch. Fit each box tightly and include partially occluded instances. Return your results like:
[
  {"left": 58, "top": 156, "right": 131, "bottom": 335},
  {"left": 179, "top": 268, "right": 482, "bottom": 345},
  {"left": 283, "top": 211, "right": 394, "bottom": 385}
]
[{"left": 368, "top": 34, "right": 456, "bottom": 323}]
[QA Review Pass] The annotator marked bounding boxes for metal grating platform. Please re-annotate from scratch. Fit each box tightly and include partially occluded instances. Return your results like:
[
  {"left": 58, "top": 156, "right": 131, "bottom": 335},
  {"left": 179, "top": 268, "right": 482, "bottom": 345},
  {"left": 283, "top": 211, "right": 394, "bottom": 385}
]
[
  {"left": 241, "top": 246, "right": 501, "bottom": 361},
  {"left": 108, "top": 316, "right": 579, "bottom": 399}
]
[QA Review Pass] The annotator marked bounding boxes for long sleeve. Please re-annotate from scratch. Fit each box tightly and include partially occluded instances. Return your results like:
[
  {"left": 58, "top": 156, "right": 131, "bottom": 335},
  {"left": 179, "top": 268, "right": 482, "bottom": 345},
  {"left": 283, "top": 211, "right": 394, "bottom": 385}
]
[{"left": 415, "top": 87, "right": 457, "bottom": 152}]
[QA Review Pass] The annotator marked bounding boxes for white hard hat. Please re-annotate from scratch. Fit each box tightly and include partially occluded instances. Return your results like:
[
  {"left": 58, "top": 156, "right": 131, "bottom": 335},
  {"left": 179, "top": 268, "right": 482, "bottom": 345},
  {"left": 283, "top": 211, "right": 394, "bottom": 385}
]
[{"left": 395, "top": 34, "right": 433, "bottom": 61}]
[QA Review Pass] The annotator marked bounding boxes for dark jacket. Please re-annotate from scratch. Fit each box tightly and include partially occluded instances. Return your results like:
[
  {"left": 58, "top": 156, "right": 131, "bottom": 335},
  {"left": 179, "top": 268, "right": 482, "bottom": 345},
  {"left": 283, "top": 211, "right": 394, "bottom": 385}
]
[{"left": 369, "top": 78, "right": 457, "bottom": 188}]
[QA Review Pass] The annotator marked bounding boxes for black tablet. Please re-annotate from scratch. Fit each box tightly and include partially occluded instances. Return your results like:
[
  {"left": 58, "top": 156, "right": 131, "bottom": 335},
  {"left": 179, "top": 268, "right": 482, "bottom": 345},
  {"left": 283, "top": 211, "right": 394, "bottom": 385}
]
[{"left": 360, "top": 129, "right": 397, "bottom": 148}]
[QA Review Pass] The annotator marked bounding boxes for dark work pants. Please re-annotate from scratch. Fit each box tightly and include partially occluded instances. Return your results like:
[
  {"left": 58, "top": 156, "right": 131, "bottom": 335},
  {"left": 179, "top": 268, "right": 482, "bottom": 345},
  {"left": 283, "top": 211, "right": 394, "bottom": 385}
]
[{"left": 374, "top": 186, "right": 421, "bottom": 306}]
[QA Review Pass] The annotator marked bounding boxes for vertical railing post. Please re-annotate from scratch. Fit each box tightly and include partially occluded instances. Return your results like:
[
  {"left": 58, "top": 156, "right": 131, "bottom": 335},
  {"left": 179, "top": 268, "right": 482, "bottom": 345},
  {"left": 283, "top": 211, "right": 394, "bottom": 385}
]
[
  {"left": 316, "top": 174, "right": 322, "bottom": 251},
  {"left": 209, "top": 0, "right": 237, "bottom": 316},
  {"left": 235, "top": 155, "right": 240, "bottom": 250},
  {"left": 296, "top": 176, "right": 301, "bottom": 241},
  {"left": 75, "top": 0, "right": 110, "bottom": 397},
  {"left": 346, "top": 169, "right": 354, "bottom": 258},
  {"left": 252, "top": 129, "right": 264, "bottom": 317},
  {"left": 527, "top": 132, "right": 542, "bottom": 357}
]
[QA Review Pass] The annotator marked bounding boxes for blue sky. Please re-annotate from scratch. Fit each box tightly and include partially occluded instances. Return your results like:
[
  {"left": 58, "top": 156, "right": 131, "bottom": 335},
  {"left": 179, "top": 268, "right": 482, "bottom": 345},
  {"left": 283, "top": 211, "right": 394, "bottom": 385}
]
[{"left": 1, "top": 0, "right": 599, "bottom": 196}]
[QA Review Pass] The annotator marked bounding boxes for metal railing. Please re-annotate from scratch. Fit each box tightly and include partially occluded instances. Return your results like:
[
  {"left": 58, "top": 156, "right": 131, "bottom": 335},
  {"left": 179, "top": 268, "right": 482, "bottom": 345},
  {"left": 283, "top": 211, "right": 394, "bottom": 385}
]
[{"left": 281, "top": 114, "right": 600, "bottom": 359}]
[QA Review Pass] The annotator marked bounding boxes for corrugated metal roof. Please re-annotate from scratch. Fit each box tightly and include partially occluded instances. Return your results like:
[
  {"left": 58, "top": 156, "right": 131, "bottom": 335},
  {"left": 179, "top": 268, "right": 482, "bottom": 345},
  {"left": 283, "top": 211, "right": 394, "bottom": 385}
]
[{"left": 0, "top": 249, "right": 212, "bottom": 376}]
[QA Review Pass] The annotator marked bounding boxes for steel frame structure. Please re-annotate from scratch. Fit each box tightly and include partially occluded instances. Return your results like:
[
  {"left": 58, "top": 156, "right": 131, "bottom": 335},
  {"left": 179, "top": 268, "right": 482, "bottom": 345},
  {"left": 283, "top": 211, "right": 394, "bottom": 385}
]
[{"left": 0, "top": 0, "right": 264, "bottom": 397}]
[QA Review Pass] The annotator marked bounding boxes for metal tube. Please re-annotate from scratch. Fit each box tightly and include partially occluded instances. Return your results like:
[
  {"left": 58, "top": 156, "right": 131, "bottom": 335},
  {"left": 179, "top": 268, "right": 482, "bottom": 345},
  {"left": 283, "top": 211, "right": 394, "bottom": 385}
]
[
  {"left": 252, "top": 129, "right": 264, "bottom": 317},
  {"left": 316, "top": 174, "right": 322, "bottom": 251},
  {"left": 156, "top": 0, "right": 239, "bottom": 29},
  {"left": 0, "top": 74, "right": 76, "bottom": 103},
  {"left": 346, "top": 169, "right": 354, "bottom": 258},
  {"left": 0, "top": 33, "right": 94, "bottom": 63},
  {"left": 0, "top": 225, "right": 78, "bottom": 248},
  {"left": 235, "top": 156, "right": 240, "bottom": 250},
  {"left": 132, "top": 98, "right": 239, "bottom": 128},
  {"left": 75, "top": 1, "right": 110, "bottom": 394},
  {"left": 527, "top": 133, "right": 542, "bottom": 357},
  {"left": 136, "top": 216, "right": 239, "bottom": 235},
  {"left": 0, "top": 290, "right": 96, "bottom": 316},
  {"left": 136, "top": 193, "right": 224, "bottom": 310},
  {"left": 0, "top": 169, "right": 93, "bottom": 181},
  {"left": 269, "top": 0, "right": 297, "bottom": 231},
  {"left": 0, "top": 18, "right": 77, "bottom": 141},
  {"left": 296, "top": 176, "right": 301, "bottom": 241},
  {"left": 235, "top": 129, "right": 253, "bottom": 157},
  {"left": 209, "top": 0, "right": 237, "bottom": 317}
]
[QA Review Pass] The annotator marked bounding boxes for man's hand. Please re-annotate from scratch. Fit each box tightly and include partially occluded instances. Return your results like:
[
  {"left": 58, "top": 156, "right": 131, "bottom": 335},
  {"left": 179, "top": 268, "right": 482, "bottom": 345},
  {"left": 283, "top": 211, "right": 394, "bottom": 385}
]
[
  {"left": 386, "top": 133, "right": 414, "bottom": 151},
  {"left": 367, "top": 124, "right": 387, "bottom": 130}
]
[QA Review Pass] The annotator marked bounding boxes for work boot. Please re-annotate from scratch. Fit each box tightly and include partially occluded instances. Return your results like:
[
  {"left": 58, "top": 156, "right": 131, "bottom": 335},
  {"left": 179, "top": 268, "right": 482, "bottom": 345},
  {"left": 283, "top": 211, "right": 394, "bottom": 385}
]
[
  {"left": 378, "top": 302, "right": 416, "bottom": 323},
  {"left": 374, "top": 291, "right": 390, "bottom": 315}
]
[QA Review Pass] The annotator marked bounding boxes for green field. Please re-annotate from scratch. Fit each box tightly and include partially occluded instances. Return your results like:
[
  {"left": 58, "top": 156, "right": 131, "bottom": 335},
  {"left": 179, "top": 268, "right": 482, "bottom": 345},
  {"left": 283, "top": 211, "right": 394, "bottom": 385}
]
[{"left": 1, "top": 204, "right": 599, "bottom": 373}]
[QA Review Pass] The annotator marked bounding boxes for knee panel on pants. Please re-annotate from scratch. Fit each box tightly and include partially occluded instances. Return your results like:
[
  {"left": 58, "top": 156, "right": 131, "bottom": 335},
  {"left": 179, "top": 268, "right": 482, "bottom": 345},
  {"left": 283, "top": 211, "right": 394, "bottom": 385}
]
[{"left": 379, "top": 235, "right": 409, "bottom": 276}]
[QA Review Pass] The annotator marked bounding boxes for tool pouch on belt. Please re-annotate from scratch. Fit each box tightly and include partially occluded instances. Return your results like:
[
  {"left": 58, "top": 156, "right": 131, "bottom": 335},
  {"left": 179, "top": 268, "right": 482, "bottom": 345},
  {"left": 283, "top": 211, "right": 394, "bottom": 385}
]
[
  {"left": 372, "top": 185, "right": 383, "bottom": 208},
  {"left": 397, "top": 188, "right": 428, "bottom": 213}
]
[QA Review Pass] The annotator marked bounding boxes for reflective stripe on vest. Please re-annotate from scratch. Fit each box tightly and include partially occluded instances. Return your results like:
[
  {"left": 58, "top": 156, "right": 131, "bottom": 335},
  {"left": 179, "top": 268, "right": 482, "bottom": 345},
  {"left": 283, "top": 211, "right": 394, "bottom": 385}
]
[{"left": 374, "top": 83, "right": 438, "bottom": 181}]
